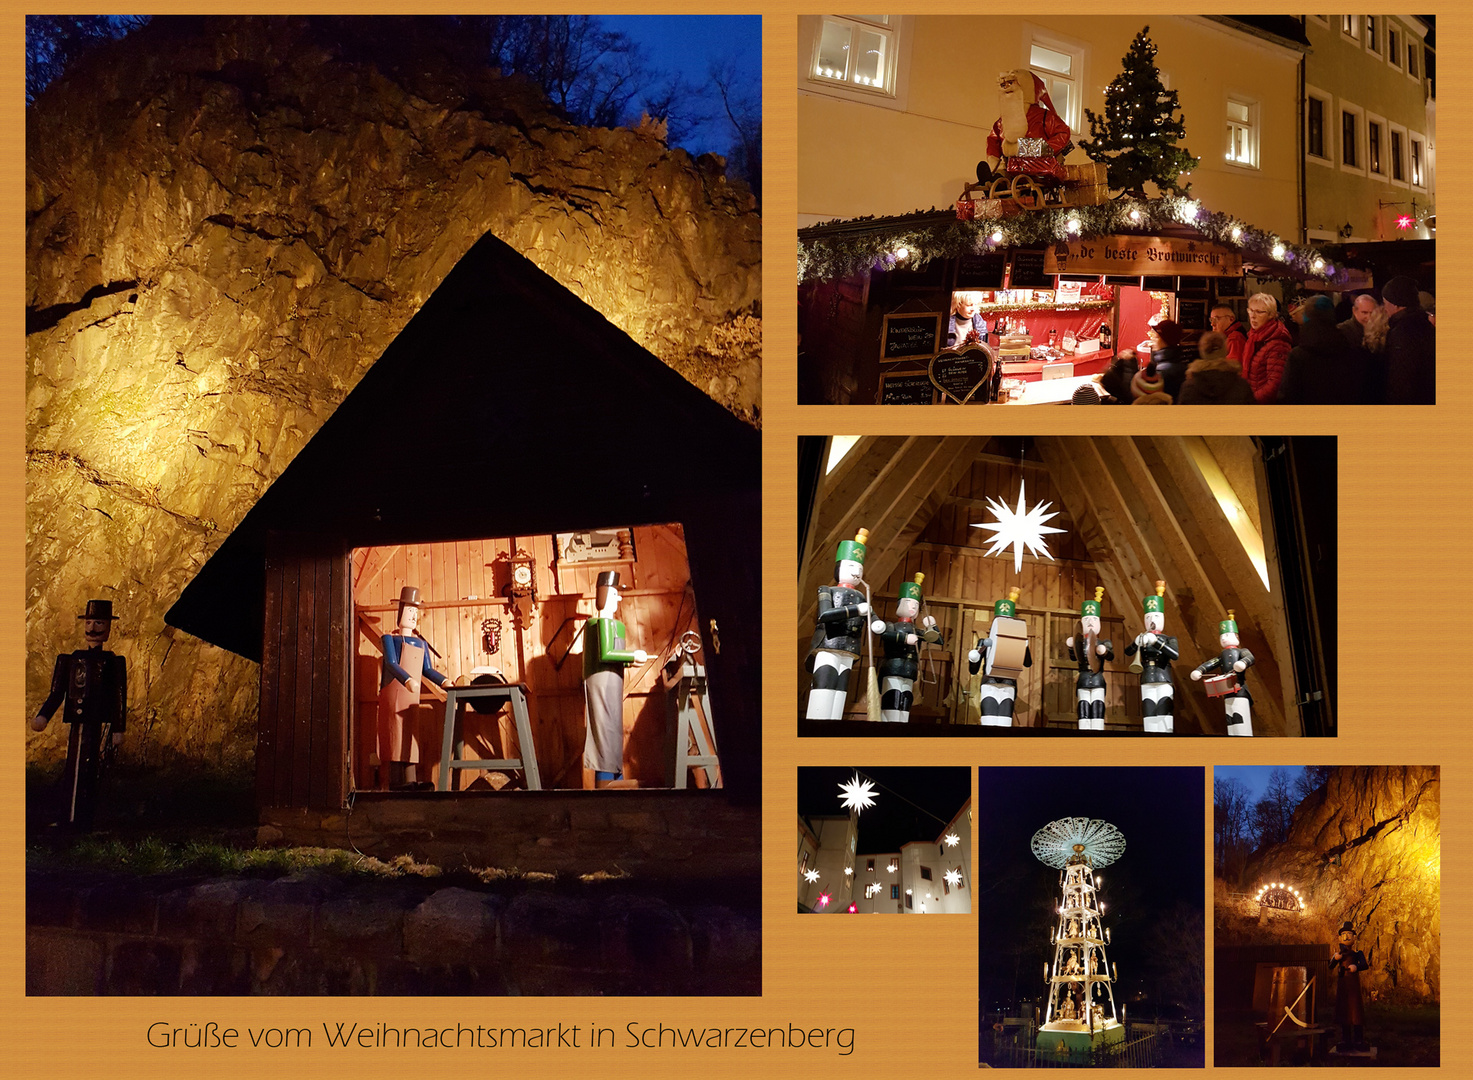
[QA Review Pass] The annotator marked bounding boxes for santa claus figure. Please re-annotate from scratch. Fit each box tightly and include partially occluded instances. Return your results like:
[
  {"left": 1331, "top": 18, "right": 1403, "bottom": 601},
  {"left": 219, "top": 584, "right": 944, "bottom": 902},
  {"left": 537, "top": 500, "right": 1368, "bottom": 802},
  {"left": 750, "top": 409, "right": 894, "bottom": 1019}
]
[{"left": 978, "top": 69, "right": 1073, "bottom": 184}]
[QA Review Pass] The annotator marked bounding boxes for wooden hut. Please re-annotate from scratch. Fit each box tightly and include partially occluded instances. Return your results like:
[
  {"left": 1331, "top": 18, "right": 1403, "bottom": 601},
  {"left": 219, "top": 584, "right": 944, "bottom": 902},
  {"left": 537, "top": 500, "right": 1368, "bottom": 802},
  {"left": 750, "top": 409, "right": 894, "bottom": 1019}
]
[
  {"left": 167, "top": 231, "right": 760, "bottom": 874},
  {"left": 798, "top": 436, "right": 1335, "bottom": 736}
]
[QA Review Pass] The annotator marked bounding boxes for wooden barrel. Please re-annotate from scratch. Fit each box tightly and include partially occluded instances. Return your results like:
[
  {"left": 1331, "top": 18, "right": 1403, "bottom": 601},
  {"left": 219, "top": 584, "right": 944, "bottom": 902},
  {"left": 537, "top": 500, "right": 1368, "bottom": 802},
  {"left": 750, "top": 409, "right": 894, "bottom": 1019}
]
[{"left": 1266, "top": 965, "right": 1309, "bottom": 1026}]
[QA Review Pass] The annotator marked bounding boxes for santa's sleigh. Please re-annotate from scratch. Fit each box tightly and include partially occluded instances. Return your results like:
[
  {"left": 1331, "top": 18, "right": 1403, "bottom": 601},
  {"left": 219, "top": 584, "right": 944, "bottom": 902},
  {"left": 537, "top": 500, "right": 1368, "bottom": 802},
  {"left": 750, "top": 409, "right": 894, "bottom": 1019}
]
[{"left": 957, "top": 157, "right": 1108, "bottom": 217}]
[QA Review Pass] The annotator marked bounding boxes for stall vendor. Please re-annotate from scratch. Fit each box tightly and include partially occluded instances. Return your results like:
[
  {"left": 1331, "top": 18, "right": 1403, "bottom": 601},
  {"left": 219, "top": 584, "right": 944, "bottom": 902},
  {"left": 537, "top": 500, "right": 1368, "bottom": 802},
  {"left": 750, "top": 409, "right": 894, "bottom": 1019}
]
[
  {"left": 379, "top": 586, "right": 452, "bottom": 790},
  {"left": 31, "top": 598, "right": 127, "bottom": 828},
  {"left": 1065, "top": 588, "right": 1113, "bottom": 731},
  {"left": 583, "top": 570, "right": 648, "bottom": 786},
  {"left": 947, "top": 292, "right": 991, "bottom": 348},
  {"left": 1189, "top": 609, "right": 1255, "bottom": 736},
  {"left": 805, "top": 529, "right": 871, "bottom": 720},
  {"left": 869, "top": 572, "right": 944, "bottom": 723},
  {"left": 1124, "top": 581, "right": 1178, "bottom": 733}
]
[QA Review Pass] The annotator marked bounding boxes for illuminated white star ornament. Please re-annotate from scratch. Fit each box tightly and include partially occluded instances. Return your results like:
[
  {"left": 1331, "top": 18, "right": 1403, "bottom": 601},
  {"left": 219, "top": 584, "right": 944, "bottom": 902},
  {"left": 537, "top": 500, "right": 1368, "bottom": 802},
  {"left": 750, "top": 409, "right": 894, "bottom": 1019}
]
[
  {"left": 838, "top": 772, "right": 878, "bottom": 815},
  {"left": 944, "top": 832, "right": 961, "bottom": 847},
  {"left": 972, "top": 481, "right": 1066, "bottom": 574},
  {"left": 804, "top": 868, "right": 820, "bottom": 883},
  {"left": 945, "top": 869, "right": 963, "bottom": 887}
]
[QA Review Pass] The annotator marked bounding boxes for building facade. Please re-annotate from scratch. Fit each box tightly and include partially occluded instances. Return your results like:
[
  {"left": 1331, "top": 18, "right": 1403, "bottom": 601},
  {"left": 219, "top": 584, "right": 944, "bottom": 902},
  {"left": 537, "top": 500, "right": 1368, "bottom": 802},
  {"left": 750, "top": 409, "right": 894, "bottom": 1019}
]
[
  {"left": 798, "top": 812, "right": 857, "bottom": 911},
  {"left": 841, "top": 798, "right": 973, "bottom": 914}
]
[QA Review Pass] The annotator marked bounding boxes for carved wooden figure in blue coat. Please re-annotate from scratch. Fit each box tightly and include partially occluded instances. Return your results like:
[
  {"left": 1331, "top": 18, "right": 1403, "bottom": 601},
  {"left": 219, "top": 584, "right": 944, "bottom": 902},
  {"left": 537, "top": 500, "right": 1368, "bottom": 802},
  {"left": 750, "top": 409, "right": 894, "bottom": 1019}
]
[
  {"left": 379, "top": 586, "right": 452, "bottom": 789},
  {"left": 805, "top": 529, "right": 871, "bottom": 720}
]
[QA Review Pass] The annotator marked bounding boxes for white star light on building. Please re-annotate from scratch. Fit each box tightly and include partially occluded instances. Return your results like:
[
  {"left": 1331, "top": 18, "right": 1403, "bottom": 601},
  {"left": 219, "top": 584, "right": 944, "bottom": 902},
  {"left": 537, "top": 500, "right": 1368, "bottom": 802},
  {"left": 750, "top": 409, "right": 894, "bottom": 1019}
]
[
  {"left": 804, "top": 868, "right": 820, "bottom": 883},
  {"left": 945, "top": 869, "right": 963, "bottom": 887},
  {"left": 972, "top": 481, "right": 1066, "bottom": 574},
  {"left": 838, "top": 772, "right": 878, "bottom": 815},
  {"left": 944, "top": 832, "right": 960, "bottom": 847}
]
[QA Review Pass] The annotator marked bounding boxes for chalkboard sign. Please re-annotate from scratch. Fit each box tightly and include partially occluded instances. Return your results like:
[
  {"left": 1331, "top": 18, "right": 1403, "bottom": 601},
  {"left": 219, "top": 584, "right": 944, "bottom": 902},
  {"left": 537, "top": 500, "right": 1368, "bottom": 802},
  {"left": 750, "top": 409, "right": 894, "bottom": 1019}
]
[
  {"left": 1105, "top": 275, "right": 1140, "bottom": 287},
  {"left": 929, "top": 346, "right": 996, "bottom": 404},
  {"left": 881, "top": 312, "right": 942, "bottom": 361},
  {"left": 879, "top": 372, "right": 936, "bottom": 405},
  {"left": 955, "top": 251, "right": 1006, "bottom": 289},
  {"left": 1177, "top": 299, "right": 1208, "bottom": 330},
  {"left": 1215, "top": 276, "right": 1246, "bottom": 297},
  {"left": 1009, "top": 249, "right": 1051, "bottom": 288},
  {"left": 1176, "top": 276, "right": 1211, "bottom": 297},
  {"left": 1142, "top": 275, "right": 1176, "bottom": 292}
]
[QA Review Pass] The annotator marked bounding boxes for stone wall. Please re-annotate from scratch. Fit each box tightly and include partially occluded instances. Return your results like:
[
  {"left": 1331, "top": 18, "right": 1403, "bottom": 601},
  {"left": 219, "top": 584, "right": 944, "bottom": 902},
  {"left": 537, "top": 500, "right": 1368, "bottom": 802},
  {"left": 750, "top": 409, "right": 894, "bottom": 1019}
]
[
  {"left": 27, "top": 867, "right": 759, "bottom": 995},
  {"left": 1216, "top": 766, "right": 1439, "bottom": 1004},
  {"left": 26, "top": 17, "right": 761, "bottom": 772}
]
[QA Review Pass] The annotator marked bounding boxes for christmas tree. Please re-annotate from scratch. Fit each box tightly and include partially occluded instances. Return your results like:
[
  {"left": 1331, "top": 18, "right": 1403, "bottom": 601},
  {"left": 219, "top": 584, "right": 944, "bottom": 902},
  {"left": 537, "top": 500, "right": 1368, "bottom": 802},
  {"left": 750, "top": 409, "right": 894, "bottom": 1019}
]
[{"left": 1079, "top": 27, "right": 1200, "bottom": 199}]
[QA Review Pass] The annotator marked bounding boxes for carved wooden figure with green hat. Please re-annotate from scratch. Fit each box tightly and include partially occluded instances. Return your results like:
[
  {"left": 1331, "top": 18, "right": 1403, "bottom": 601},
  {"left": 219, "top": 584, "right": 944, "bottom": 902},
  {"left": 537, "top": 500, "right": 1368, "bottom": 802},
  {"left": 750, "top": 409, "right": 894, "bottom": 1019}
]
[
  {"left": 805, "top": 528, "right": 871, "bottom": 720},
  {"left": 869, "top": 572, "right": 944, "bottom": 723},
  {"left": 1065, "top": 587, "right": 1113, "bottom": 731},
  {"left": 967, "top": 586, "right": 1033, "bottom": 726},
  {"left": 1189, "top": 608, "right": 1256, "bottom": 736},
  {"left": 1123, "top": 580, "right": 1179, "bottom": 733}
]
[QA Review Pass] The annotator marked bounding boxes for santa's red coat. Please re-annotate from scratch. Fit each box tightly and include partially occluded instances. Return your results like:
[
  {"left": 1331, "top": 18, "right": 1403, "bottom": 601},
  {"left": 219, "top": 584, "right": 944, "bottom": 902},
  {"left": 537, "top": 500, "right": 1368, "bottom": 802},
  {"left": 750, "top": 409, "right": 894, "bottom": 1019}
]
[{"left": 987, "top": 104, "right": 1071, "bottom": 161}]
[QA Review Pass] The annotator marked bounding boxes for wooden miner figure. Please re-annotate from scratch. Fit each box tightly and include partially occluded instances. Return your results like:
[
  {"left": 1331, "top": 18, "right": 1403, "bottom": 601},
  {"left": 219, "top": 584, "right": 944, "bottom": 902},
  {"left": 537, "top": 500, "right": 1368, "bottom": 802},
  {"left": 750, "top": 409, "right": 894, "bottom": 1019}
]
[
  {"left": 1329, "top": 921, "right": 1369, "bottom": 1052},
  {"left": 869, "top": 572, "right": 944, "bottom": 723},
  {"left": 805, "top": 529, "right": 871, "bottom": 720},
  {"left": 583, "top": 570, "right": 647, "bottom": 787},
  {"left": 968, "top": 587, "right": 1033, "bottom": 726},
  {"left": 31, "top": 599, "right": 127, "bottom": 828},
  {"left": 1065, "top": 588, "right": 1113, "bottom": 731},
  {"left": 1189, "top": 609, "right": 1255, "bottom": 736},
  {"left": 378, "top": 586, "right": 452, "bottom": 789},
  {"left": 1124, "top": 580, "right": 1179, "bottom": 733}
]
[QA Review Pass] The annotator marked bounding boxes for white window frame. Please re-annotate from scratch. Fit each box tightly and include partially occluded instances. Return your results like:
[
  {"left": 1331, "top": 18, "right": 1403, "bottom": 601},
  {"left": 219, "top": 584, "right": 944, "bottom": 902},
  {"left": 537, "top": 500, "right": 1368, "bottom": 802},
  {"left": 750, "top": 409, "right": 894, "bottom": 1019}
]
[
  {"left": 1365, "top": 111, "right": 1389, "bottom": 182},
  {"left": 1388, "top": 121, "right": 1409, "bottom": 188},
  {"left": 1339, "top": 100, "right": 1366, "bottom": 175},
  {"left": 1023, "top": 23, "right": 1088, "bottom": 136},
  {"left": 1364, "top": 16, "right": 1383, "bottom": 61},
  {"left": 1340, "top": 15, "right": 1360, "bottom": 43},
  {"left": 1305, "top": 84, "right": 1334, "bottom": 169},
  {"left": 1387, "top": 23, "right": 1403, "bottom": 71},
  {"left": 801, "top": 15, "right": 912, "bottom": 112},
  {"left": 1224, "top": 93, "right": 1260, "bottom": 171},
  {"left": 1408, "top": 130, "right": 1427, "bottom": 190}
]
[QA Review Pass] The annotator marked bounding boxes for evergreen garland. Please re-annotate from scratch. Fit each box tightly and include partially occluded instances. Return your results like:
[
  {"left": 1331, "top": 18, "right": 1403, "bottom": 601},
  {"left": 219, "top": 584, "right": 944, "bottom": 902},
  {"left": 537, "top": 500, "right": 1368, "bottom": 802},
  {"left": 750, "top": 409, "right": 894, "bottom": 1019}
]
[{"left": 1078, "top": 27, "right": 1200, "bottom": 198}]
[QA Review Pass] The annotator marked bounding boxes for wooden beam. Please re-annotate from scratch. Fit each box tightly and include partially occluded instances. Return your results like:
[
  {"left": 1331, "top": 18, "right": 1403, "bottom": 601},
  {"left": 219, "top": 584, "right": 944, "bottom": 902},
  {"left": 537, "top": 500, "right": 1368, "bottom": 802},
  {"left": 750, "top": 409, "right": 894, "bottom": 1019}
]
[{"left": 353, "top": 544, "right": 401, "bottom": 596}]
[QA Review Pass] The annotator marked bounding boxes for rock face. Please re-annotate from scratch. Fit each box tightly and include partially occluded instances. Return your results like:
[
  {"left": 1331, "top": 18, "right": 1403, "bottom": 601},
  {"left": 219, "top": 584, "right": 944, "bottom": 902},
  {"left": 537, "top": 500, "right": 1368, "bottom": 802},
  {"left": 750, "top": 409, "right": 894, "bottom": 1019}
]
[
  {"left": 25, "top": 17, "right": 760, "bottom": 771},
  {"left": 1217, "top": 767, "right": 1439, "bottom": 1004}
]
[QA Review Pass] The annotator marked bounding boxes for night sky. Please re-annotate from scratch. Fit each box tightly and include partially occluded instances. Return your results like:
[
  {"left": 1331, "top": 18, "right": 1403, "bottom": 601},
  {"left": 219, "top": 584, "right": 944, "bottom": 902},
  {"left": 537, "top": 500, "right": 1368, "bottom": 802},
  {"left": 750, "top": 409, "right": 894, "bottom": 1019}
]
[
  {"left": 1215, "top": 764, "right": 1306, "bottom": 804},
  {"left": 798, "top": 767, "right": 971, "bottom": 853},
  {"left": 976, "top": 766, "right": 1204, "bottom": 1017}
]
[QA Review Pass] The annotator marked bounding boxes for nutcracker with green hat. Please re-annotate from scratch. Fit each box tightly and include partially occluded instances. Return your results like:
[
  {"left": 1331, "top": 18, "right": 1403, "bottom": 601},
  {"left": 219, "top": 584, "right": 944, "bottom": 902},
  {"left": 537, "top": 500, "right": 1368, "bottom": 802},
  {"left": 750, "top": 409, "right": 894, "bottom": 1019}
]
[
  {"left": 1124, "top": 580, "right": 1179, "bottom": 734},
  {"left": 1065, "top": 587, "right": 1113, "bottom": 731},
  {"left": 869, "top": 572, "right": 945, "bottom": 723},
  {"left": 1189, "top": 609, "right": 1255, "bottom": 736},
  {"left": 967, "top": 587, "right": 1033, "bottom": 726},
  {"left": 805, "top": 529, "right": 872, "bottom": 720}
]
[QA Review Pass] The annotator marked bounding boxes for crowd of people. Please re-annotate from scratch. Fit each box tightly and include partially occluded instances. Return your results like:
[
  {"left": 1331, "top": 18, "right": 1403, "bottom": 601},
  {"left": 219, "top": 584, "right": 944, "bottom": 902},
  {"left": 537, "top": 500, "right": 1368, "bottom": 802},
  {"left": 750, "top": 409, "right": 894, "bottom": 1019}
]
[{"left": 1084, "top": 275, "right": 1434, "bottom": 405}]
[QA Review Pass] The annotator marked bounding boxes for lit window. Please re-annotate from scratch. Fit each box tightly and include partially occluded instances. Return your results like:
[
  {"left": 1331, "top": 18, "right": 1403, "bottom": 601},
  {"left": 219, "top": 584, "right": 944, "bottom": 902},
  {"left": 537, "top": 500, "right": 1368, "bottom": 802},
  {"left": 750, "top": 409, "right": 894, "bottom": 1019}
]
[
  {"left": 1368, "top": 120, "right": 1383, "bottom": 175},
  {"left": 1029, "top": 35, "right": 1085, "bottom": 133},
  {"left": 1410, "top": 138, "right": 1424, "bottom": 186},
  {"left": 812, "top": 16, "right": 896, "bottom": 94},
  {"left": 1225, "top": 97, "right": 1258, "bottom": 168},
  {"left": 1341, "top": 15, "right": 1358, "bottom": 40}
]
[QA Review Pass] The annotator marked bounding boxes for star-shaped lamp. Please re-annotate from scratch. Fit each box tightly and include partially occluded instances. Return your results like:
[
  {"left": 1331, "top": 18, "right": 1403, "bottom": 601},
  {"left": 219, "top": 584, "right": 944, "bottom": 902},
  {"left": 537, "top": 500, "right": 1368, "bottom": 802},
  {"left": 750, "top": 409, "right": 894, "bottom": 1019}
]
[
  {"left": 804, "top": 868, "right": 820, "bottom": 883},
  {"left": 944, "top": 832, "right": 961, "bottom": 847},
  {"left": 838, "top": 772, "right": 878, "bottom": 815},
  {"left": 945, "top": 868, "right": 963, "bottom": 887},
  {"left": 973, "top": 481, "right": 1066, "bottom": 574}
]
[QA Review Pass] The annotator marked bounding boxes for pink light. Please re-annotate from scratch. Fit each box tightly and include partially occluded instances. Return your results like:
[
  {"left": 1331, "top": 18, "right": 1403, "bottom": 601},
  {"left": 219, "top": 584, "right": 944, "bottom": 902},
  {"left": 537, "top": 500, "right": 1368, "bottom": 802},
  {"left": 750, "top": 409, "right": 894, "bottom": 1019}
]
[
  {"left": 817, "top": 891, "right": 831, "bottom": 908},
  {"left": 1397, "top": 214, "right": 1415, "bottom": 230},
  {"left": 847, "top": 903, "right": 858, "bottom": 913}
]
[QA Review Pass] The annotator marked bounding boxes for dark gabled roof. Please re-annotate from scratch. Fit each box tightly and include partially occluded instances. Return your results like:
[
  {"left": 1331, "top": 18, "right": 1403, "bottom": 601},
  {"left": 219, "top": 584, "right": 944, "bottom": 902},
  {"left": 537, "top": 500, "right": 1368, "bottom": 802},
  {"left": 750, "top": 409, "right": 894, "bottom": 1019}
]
[
  {"left": 166, "top": 229, "right": 760, "bottom": 661},
  {"left": 1208, "top": 16, "right": 1312, "bottom": 51}
]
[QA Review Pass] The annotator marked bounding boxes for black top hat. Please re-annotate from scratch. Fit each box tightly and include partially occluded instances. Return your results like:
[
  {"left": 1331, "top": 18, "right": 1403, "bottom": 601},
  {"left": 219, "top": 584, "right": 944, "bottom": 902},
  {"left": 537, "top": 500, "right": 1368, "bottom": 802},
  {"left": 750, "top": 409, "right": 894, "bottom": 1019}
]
[
  {"left": 79, "top": 599, "right": 120, "bottom": 621},
  {"left": 595, "top": 570, "right": 622, "bottom": 590},
  {"left": 397, "top": 586, "right": 425, "bottom": 608},
  {"left": 1338, "top": 921, "right": 1355, "bottom": 935}
]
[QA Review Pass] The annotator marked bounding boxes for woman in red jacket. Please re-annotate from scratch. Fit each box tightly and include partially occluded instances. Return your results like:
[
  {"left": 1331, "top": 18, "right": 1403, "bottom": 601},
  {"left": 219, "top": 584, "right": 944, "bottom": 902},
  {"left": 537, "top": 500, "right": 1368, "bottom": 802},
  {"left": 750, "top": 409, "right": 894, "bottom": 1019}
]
[{"left": 1241, "top": 293, "right": 1293, "bottom": 403}]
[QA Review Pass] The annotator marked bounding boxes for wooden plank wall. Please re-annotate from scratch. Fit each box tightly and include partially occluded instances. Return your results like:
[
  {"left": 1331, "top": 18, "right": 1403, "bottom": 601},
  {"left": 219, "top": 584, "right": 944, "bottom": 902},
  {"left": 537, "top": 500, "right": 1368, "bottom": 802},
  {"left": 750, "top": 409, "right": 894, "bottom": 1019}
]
[
  {"left": 351, "top": 524, "right": 700, "bottom": 790},
  {"left": 258, "top": 536, "right": 349, "bottom": 809}
]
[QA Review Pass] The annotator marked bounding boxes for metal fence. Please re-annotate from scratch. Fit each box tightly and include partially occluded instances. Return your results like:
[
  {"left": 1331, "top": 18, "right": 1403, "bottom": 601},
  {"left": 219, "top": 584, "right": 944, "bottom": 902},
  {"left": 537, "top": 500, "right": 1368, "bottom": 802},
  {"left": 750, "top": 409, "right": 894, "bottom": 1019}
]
[{"left": 986, "top": 1032, "right": 1163, "bottom": 1068}]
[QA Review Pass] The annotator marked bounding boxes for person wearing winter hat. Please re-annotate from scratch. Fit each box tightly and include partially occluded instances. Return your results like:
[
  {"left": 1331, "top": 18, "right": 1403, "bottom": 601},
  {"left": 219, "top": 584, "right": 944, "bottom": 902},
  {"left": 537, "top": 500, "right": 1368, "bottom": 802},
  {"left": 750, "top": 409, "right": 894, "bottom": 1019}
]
[
  {"left": 1241, "top": 293, "right": 1294, "bottom": 402},
  {"left": 1177, "top": 331, "right": 1254, "bottom": 404},
  {"left": 1097, "top": 351, "right": 1137, "bottom": 403},
  {"left": 1130, "top": 357, "right": 1168, "bottom": 402},
  {"left": 1280, "top": 294, "right": 1376, "bottom": 404},
  {"left": 1380, "top": 274, "right": 1435, "bottom": 404},
  {"left": 1146, "top": 319, "right": 1187, "bottom": 400}
]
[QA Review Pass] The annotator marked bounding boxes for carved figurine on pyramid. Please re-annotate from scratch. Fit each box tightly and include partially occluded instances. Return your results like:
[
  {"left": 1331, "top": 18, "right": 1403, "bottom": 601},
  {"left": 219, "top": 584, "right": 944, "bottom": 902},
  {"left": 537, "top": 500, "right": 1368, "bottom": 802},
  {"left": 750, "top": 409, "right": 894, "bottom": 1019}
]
[
  {"left": 1065, "top": 588, "right": 1113, "bottom": 731},
  {"left": 977, "top": 70, "right": 1073, "bottom": 186},
  {"left": 1123, "top": 581, "right": 1179, "bottom": 734},
  {"left": 870, "top": 572, "right": 945, "bottom": 723},
  {"left": 1189, "top": 609, "right": 1256, "bottom": 736},
  {"left": 968, "top": 587, "right": 1033, "bottom": 726},
  {"left": 805, "top": 529, "right": 871, "bottom": 720}
]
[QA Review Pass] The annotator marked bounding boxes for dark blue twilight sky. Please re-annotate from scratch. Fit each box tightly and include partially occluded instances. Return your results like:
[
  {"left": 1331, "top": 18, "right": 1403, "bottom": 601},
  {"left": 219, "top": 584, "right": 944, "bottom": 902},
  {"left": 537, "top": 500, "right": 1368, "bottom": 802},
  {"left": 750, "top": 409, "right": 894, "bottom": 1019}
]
[{"left": 601, "top": 15, "right": 761, "bottom": 156}]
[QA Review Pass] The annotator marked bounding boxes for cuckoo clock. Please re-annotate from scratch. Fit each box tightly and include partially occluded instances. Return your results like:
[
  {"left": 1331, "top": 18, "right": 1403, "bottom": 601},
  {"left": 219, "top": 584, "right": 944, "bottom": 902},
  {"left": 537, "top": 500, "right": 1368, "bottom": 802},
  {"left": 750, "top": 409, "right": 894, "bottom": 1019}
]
[{"left": 508, "top": 548, "right": 537, "bottom": 623}]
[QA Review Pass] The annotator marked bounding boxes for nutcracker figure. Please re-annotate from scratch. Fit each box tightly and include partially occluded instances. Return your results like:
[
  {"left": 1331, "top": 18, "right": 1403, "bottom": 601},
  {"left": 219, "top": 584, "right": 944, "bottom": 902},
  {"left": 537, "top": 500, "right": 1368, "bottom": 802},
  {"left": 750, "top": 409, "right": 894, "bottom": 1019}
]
[
  {"left": 379, "top": 586, "right": 453, "bottom": 789},
  {"left": 30, "top": 599, "right": 127, "bottom": 828},
  {"left": 869, "top": 572, "right": 944, "bottom": 723},
  {"left": 583, "top": 570, "right": 648, "bottom": 785},
  {"left": 1065, "top": 588, "right": 1113, "bottom": 731},
  {"left": 967, "top": 587, "right": 1033, "bottom": 726},
  {"left": 1189, "top": 609, "right": 1255, "bottom": 736},
  {"left": 805, "top": 529, "right": 871, "bottom": 720},
  {"left": 1329, "top": 921, "right": 1369, "bottom": 1052},
  {"left": 1123, "top": 581, "right": 1179, "bottom": 734}
]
